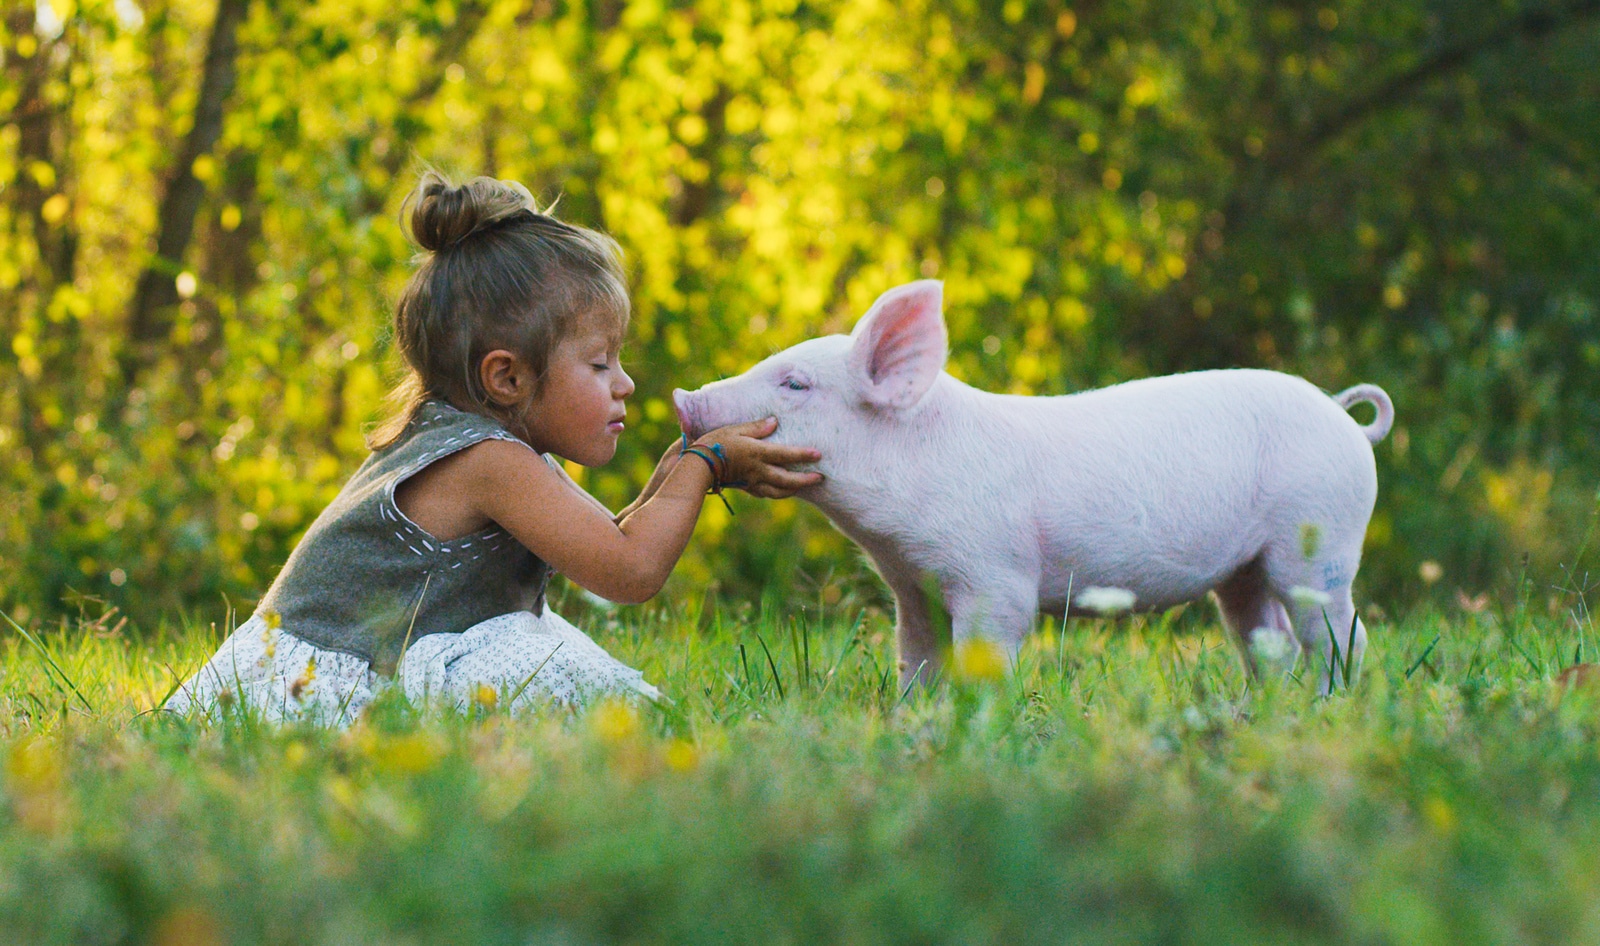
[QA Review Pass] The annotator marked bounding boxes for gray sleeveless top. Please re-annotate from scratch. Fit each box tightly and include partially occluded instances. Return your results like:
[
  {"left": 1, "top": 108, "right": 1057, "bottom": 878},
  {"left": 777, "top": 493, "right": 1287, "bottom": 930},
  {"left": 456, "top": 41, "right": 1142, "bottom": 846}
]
[{"left": 256, "top": 400, "right": 552, "bottom": 674}]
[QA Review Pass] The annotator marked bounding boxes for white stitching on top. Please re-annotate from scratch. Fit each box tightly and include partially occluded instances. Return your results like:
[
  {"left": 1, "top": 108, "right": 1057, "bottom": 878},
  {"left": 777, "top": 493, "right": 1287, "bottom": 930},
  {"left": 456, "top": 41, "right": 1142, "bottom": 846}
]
[{"left": 382, "top": 409, "right": 539, "bottom": 563}]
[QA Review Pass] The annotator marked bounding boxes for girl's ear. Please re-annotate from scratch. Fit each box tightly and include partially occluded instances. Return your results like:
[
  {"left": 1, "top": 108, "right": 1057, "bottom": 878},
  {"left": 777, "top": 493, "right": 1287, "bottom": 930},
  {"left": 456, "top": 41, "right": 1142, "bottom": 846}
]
[
  {"left": 848, "top": 280, "right": 948, "bottom": 409},
  {"left": 479, "top": 349, "right": 533, "bottom": 406}
]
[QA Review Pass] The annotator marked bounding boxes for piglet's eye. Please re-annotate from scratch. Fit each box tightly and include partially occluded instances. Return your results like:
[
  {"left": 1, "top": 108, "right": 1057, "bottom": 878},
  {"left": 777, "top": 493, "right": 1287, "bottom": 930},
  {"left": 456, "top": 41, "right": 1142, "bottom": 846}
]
[{"left": 782, "top": 378, "right": 810, "bottom": 391}]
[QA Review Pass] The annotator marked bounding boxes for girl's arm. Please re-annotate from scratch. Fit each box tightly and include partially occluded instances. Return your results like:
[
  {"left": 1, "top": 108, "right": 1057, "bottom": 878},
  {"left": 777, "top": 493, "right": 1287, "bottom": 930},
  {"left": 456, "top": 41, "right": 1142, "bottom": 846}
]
[
  {"left": 547, "top": 438, "right": 726, "bottom": 524},
  {"left": 462, "top": 419, "right": 819, "bottom": 604},
  {"left": 547, "top": 455, "right": 618, "bottom": 519},
  {"left": 610, "top": 440, "right": 685, "bottom": 522}
]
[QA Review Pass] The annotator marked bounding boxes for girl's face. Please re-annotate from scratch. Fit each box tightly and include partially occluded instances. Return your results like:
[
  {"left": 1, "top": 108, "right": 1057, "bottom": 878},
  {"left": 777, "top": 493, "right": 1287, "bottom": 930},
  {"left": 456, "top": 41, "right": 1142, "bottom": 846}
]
[{"left": 519, "top": 319, "right": 634, "bottom": 465}]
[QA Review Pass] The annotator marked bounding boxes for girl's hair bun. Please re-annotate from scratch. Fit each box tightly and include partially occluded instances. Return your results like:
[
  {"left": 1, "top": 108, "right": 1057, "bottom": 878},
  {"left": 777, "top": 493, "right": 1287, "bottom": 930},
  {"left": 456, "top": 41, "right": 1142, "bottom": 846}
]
[{"left": 404, "top": 169, "right": 538, "bottom": 252}]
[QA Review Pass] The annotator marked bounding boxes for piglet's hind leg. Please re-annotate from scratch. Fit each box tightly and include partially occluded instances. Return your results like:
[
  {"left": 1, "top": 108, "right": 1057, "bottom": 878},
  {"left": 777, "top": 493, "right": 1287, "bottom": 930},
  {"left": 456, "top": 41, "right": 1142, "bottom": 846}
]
[
  {"left": 1282, "top": 584, "right": 1366, "bottom": 695},
  {"left": 1213, "top": 560, "right": 1300, "bottom": 677}
]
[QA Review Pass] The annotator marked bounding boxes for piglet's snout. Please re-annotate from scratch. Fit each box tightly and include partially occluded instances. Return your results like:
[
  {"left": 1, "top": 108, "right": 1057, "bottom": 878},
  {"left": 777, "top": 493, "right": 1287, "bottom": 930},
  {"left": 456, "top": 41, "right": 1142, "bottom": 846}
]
[{"left": 672, "top": 388, "right": 703, "bottom": 439}]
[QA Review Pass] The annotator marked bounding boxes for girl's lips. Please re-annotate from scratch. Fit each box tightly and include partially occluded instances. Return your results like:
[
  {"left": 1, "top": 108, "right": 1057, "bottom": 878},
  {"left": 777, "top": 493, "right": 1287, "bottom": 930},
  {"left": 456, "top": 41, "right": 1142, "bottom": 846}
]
[{"left": 607, "top": 421, "right": 625, "bottom": 433}]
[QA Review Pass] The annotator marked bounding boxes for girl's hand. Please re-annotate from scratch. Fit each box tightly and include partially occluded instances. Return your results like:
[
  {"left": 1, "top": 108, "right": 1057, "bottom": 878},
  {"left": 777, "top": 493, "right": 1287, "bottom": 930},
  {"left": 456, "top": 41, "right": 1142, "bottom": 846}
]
[{"left": 695, "top": 417, "right": 823, "bottom": 499}]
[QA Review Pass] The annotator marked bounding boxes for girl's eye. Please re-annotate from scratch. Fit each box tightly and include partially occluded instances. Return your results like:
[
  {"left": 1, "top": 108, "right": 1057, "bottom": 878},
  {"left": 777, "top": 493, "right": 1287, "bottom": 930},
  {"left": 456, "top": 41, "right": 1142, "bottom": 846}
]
[
  {"left": 591, "top": 363, "right": 609, "bottom": 372},
  {"left": 783, "top": 378, "right": 809, "bottom": 392}
]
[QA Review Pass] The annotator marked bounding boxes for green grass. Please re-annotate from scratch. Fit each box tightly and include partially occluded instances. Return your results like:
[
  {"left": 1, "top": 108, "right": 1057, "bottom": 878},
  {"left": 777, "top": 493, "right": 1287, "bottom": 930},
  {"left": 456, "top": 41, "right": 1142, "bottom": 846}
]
[{"left": 3, "top": 593, "right": 1600, "bottom": 945}]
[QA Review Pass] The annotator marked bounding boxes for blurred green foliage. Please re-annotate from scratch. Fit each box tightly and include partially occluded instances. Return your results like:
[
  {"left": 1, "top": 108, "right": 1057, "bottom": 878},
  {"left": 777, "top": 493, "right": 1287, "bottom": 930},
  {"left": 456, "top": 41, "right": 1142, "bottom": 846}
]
[{"left": 2, "top": 0, "right": 1599, "bottom": 627}]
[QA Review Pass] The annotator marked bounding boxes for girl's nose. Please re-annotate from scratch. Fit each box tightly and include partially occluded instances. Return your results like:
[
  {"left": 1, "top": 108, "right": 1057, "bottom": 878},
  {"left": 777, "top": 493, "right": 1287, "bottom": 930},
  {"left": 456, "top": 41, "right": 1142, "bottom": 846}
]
[{"left": 614, "top": 364, "right": 636, "bottom": 399}]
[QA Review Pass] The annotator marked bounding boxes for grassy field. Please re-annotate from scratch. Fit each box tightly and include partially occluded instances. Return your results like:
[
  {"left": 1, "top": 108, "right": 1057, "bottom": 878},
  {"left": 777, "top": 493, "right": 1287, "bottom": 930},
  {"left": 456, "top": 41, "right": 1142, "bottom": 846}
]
[{"left": 3, "top": 589, "right": 1600, "bottom": 945}]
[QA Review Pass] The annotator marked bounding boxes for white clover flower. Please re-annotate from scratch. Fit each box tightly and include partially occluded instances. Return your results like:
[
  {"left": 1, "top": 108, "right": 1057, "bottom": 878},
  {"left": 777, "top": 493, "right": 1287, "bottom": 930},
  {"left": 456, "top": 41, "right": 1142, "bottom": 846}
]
[
  {"left": 1288, "top": 586, "right": 1332, "bottom": 610},
  {"left": 1076, "top": 586, "right": 1137, "bottom": 615},
  {"left": 1250, "top": 630, "right": 1294, "bottom": 665}
]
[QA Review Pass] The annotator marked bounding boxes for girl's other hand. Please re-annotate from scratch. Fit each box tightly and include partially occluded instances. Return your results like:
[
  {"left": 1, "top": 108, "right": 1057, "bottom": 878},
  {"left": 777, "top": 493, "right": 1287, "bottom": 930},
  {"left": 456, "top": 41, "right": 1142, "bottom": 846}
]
[{"left": 697, "top": 417, "right": 822, "bottom": 499}]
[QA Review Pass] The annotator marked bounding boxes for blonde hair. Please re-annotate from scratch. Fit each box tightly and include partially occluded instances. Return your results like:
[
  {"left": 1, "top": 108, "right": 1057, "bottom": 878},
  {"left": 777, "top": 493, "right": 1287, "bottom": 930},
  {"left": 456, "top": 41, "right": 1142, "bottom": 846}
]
[{"left": 369, "top": 169, "right": 630, "bottom": 448}]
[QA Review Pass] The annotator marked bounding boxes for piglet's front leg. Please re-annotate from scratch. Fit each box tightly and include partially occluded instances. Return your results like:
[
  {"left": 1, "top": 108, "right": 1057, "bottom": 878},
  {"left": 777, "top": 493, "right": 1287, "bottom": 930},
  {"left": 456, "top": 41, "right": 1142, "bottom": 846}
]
[
  {"left": 888, "top": 579, "right": 943, "bottom": 689},
  {"left": 890, "top": 571, "right": 1040, "bottom": 687},
  {"left": 947, "top": 574, "right": 1039, "bottom": 670}
]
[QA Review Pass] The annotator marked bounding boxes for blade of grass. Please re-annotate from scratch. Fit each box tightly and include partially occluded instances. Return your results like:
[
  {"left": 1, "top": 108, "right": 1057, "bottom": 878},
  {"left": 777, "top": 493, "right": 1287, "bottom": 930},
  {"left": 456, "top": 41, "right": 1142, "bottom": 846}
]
[
  {"left": 395, "top": 571, "right": 433, "bottom": 684},
  {"left": 755, "top": 632, "right": 785, "bottom": 701},
  {"left": 1344, "top": 612, "right": 1357, "bottom": 687},
  {"left": 507, "top": 640, "right": 566, "bottom": 709},
  {"left": 894, "top": 661, "right": 930, "bottom": 709},
  {"left": 2, "top": 607, "right": 95, "bottom": 714},
  {"left": 1323, "top": 608, "right": 1343, "bottom": 692},
  {"left": 722, "top": 670, "right": 756, "bottom": 704},
  {"left": 1169, "top": 631, "right": 1192, "bottom": 699},
  {"left": 875, "top": 661, "right": 894, "bottom": 704},
  {"left": 334, "top": 671, "right": 368, "bottom": 724},
  {"left": 1405, "top": 635, "right": 1441, "bottom": 680},
  {"left": 788, "top": 619, "right": 802, "bottom": 691},
  {"left": 818, "top": 613, "right": 865, "bottom": 699},
  {"left": 155, "top": 660, "right": 192, "bottom": 709},
  {"left": 802, "top": 619, "right": 811, "bottom": 692},
  {"left": 1507, "top": 634, "right": 1543, "bottom": 677},
  {"left": 1058, "top": 573, "right": 1074, "bottom": 675}
]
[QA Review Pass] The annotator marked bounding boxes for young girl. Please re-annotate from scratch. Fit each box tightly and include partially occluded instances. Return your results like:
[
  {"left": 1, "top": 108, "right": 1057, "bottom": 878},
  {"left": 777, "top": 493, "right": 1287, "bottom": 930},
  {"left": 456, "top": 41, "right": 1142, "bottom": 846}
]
[{"left": 166, "top": 171, "right": 822, "bottom": 724}]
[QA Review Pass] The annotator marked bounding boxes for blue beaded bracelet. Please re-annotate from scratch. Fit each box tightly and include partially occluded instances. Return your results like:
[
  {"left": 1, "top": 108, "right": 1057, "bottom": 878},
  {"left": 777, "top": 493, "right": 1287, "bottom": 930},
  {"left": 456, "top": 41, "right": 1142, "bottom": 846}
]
[{"left": 679, "top": 435, "right": 735, "bottom": 514}]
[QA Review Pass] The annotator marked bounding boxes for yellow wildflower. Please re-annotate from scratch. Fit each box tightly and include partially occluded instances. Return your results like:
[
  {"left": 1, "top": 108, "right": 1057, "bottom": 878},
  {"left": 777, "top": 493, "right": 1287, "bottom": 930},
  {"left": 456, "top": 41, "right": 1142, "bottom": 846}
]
[
  {"left": 591, "top": 698, "right": 641, "bottom": 743},
  {"left": 374, "top": 732, "right": 443, "bottom": 776},
  {"left": 952, "top": 638, "right": 1007, "bottom": 683},
  {"left": 289, "top": 656, "right": 317, "bottom": 701},
  {"left": 663, "top": 739, "right": 700, "bottom": 773}
]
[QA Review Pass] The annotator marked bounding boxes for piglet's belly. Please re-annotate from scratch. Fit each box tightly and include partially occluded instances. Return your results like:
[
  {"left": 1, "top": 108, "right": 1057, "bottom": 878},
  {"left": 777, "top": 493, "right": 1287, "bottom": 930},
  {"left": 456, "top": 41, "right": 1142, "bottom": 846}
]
[
  {"left": 1034, "top": 518, "right": 1260, "bottom": 615},
  {"left": 1039, "top": 566, "right": 1237, "bottom": 616}
]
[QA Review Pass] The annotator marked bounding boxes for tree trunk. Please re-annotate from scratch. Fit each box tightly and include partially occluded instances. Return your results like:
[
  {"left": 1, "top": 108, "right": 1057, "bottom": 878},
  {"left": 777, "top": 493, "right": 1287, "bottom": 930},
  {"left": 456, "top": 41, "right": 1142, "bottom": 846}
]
[
  {"left": 121, "top": 0, "right": 251, "bottom": 390},
  {"left": 3, "top": 7, "right": 77, "bottom": 466}
]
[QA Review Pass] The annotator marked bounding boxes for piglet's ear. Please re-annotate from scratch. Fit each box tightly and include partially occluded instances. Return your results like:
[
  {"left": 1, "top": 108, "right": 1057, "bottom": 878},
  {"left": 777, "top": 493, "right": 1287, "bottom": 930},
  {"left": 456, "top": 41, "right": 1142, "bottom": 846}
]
[{"left": 848, "top": 280, "right": 948, "bottom": 410}]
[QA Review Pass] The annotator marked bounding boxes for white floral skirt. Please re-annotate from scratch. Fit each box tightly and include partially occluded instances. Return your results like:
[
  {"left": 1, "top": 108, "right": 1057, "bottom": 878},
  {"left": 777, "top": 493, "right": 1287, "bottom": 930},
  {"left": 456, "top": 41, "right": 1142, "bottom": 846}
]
[{"left": 164, "top": 608, "right": 661, "bottom": 726}]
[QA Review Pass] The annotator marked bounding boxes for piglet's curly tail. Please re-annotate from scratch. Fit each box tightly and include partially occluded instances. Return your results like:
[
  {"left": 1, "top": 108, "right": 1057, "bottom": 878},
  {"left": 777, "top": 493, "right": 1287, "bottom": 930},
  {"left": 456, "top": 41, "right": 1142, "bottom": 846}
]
[{"left": 1333, "top": 384, "right": 1394, "bottom": 445}]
